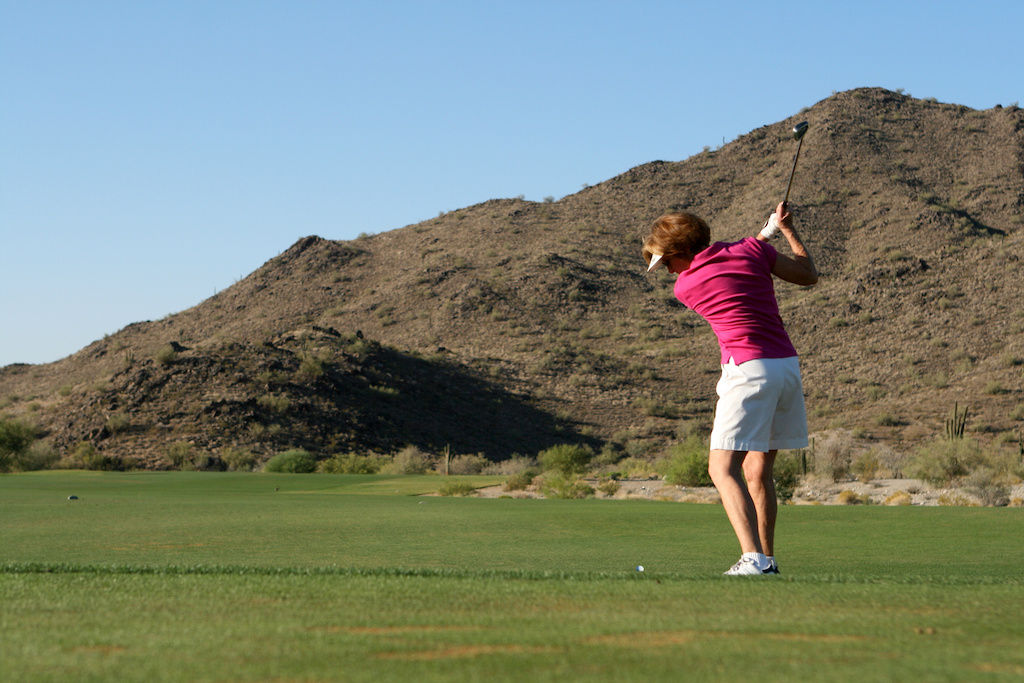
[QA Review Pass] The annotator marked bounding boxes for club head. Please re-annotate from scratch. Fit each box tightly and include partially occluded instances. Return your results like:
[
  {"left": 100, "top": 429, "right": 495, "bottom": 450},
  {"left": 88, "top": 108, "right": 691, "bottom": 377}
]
[{"left": 792, "top": 121, "right": 809, "bottom": 140}]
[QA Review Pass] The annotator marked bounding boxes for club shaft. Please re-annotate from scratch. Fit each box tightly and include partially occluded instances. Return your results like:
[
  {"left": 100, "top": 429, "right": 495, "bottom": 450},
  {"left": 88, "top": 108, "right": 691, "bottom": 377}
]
[{"left": 783, "top": 136, "right": 804, "bottom": 205}]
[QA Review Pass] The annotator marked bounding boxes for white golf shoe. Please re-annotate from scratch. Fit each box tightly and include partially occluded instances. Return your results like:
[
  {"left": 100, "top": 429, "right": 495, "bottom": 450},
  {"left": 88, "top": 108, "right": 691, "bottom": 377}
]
[{"left": 723, "top": 556, "right": 766, "bottom": 576}]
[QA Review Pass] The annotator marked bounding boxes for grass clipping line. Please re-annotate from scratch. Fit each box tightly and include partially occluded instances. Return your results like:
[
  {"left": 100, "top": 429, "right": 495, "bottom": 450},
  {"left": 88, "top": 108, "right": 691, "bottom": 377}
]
[{"left": 2, "top": 562, "right": 1021, "bottom": 586}]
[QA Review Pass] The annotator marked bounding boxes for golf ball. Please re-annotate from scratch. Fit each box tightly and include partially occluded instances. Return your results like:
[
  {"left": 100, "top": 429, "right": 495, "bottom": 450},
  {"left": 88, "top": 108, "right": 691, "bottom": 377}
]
[{"left": 636, "top": 565, "right": 644, "bottom": 572}]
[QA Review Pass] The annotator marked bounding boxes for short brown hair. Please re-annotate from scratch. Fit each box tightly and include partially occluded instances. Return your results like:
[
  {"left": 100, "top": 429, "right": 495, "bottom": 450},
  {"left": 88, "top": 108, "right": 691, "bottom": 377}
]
[{"left": 641, "top": 212, "right": 711, "bottom": 267}]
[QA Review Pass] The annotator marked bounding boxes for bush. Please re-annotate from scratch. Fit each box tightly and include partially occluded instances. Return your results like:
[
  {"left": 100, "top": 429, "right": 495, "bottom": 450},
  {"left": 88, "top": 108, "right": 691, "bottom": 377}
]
[
  {"left": 0, "top": 418, "right": 37, "bottom": 472},
  {"left": 446, "top": 453, "right": 489, "bottom": 475},
  {"left": 851, "top": 450, "right": 882, "bottom": 483},
  {"left": 105, "top": 412, "right": 131, "bottom": 435},
  {"left": 438, "top": 481, "right": 477, "bottom": 497},
  {"left": 257, "top": 395, "right": 291, "bottom": 414},
  {"left": 937, "top": 492, "right": 976, "bottom": 506},
  {"left": 67, "top": 442, "right": 134, "bottom": 471},
  {"left": 166, "top": 442, "right": 197, "bottom": 469},
  {"left": 633, "top": 397, "right": 679, "bottom": 419},
  {"left": 58, "top": 441, "right": 97, "bottom": 469},
  {"left": 538, "top": 444, "right": 593, "bottom": 476},
  {"left": 539, "top": 473, "right": 594, "bottom": 499},
  {"left": 154, "top": 345, "right": 178, "bottom": 365},
  {"left": 885, "top": 490, "right": 913, "bottom": 506},
  {"left": 616, "top": 456, "right": 659, "bottom": 479},
  {"left": 162, "top": 442, "right": 223, "bottom": 471},
  {"left": 318, "top": 452, "right": 384, "bottom": 474},
  {"left": 503, "top": 470, "right": 537, "bottom": 491},
  {"left": 964, "top": 467, "right": 1010, "bottom": 507},
  {"left": 660, "top": 435, "right": 711, "bottom": 486},
  {"left": 773, "top": 452, "right": 804, "bottom": 502},
  {"left": 814, "top": 431, "right": 855, "bottom": 481},
  {"left": 837, "top": 490, "right": 870, "bottom": 505},
  {"left": 907, "top": 438, "right": 985, "bottom": 486},
  {"left": 221, "top": 447, "right": 259, "bottom": 472},
  {"left": 592, "top": 443, "right": 624, "bottom": 468},
  {"left": 483, "top": 454, "right": 538, "bottom": 476},
  {"left": 382, "top": 446, "right": 433, "bottom": 474},
  {"left": 264, "top": 449, "right": 317, "bottom": 473},
  {"left": 297, "top": 355, "right": 325, "bottom": 381}
]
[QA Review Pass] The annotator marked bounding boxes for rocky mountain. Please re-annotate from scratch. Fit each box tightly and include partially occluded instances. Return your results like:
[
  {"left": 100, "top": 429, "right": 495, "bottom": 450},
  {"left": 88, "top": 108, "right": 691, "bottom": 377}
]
[{"left": 2, "top": 87, "right": 1022, "bottom": 468}]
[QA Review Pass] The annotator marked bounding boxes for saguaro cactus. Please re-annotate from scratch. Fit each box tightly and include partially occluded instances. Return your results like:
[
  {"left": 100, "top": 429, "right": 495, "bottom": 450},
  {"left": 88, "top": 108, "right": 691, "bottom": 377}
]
[{"left": 945, "top": 402, "right": 968, "bottom": 440}]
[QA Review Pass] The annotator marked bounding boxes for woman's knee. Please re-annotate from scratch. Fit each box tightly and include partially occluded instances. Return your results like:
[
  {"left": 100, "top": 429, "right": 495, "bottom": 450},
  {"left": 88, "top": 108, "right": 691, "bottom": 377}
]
[
  {"left": 743, "top": 452, "right": 774, "bottom": 485},
  {"left": 708, "top": 450, "right": 742, "bottom": 485}
]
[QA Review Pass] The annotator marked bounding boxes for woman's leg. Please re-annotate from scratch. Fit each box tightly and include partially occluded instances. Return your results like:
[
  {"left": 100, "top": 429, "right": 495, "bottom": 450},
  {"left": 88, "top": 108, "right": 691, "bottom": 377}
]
[
  {"left": 708, "top": 449, "right": 762, "bottom": 554},
  {"left": 743, "top": 450, "right": 778, "bottom": 556}
]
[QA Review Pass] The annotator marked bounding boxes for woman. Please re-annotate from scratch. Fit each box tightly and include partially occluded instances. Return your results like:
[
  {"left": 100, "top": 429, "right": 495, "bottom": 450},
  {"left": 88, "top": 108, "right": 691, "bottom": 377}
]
[{"left": 642, "top": 202, "right": 818, "bottom": 576}]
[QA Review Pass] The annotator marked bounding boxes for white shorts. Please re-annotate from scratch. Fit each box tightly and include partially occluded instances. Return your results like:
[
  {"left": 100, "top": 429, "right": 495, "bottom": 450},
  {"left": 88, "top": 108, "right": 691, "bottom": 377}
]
[{"left": 710, "top": 356, "right": 809, "bottom": 452}]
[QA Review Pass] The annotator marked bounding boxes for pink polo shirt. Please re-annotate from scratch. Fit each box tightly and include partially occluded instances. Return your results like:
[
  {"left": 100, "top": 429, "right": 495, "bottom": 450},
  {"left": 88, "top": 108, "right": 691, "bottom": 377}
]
[{"left": 674, "top": 237, "right": 797, "bottom": 365}]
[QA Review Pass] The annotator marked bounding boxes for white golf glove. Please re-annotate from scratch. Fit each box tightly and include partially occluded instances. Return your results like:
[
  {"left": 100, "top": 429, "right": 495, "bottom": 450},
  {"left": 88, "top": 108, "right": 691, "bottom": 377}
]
[{"left": 760, "top": 213, "right": 781, "bottom": 239}]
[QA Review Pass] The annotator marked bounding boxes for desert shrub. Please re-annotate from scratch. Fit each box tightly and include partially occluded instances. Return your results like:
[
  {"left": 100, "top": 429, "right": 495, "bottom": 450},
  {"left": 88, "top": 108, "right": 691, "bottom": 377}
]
[
  {"left": 92, "top": 454, "right": 134, "bottom": 471},
  {"left": 264, "top": 449, "right": 317, "bottom": 473},
  {"left": 538, "top": 443, "right": 593, "bottom": 476},
  {"left": 984, "top": 382, "right": 1005, "bottom": 395},
  {"left": 874, "top": 413, "right": 901, "bottom": 427},
  {"left": 105, "top": 412, "right": 131, "bottom": 435},
  {"left": 154, "top": 345, "right": 178, "bottom": 365},
  {"left": 633, "top": 397, "right": 678, "bottom": 419},
  {"left": 597, "top": 479, "right": 621, "bottom": 496},
  {"left": 70, "top": 442, "right": 133, "bottom": 471},
  {"left": 318, "top": 452, "right": 384, "bottom": 474},
  {"left": 814, "top": 431, "right": 855, "bottom": 481},
  {"left": 166, "top": 442, "right": 196, "bottom": 469},
  {"left": 0, "top": 418, "right": 37, "bottom": 472},
  {"left": 446, "top": 453, "right": 489, "bottom": 475},
  {"left": 837, "top": 490, "right": 870, "bottom": 505},
  {"left": 483, "top": 454, "right": 538, "bottom": 476},
  {"left": 870, "top": 444, "right": 905, "bottom": 479},
  {"left": 539, "top": 472, "right": 594, "bottom": 499},
  {"left": 850, "top": 450, "right": 881, "bottom": 483},
  {"left": 773, "top": 452, "right": 804, "bottom": 502},
  {"left": 14, "top": 440, "right": 58, "bottom": 473},
  {"left": 591, "top": 443, "right": 624, "bottom": 468},
  {"left": 503, "top": 470, "right": 536, "bottom": 491},
  {"left": 257, "top": 395, "right": 291, "bottom": 413},
  {"left": 221, "top": 447, "right": 259, "bottom": 472},
  {"left": 660, "top": 434, "right": 711, "bottom": 487},
  {"left": 164, "top": 442, "right": 222, "bottom": 471},
  {"left": 382, "top": 446, "right": 433, "bottom": 474},
  {"left": 623, "top": 437, "right": 661, "bottom": 459},
  {"left": 438, "top": 481, "right": 476, "bottom": 497},
  {"left": 885, "top": 490, "right": 913, "bottom": 506},
  {"left": 616, "top": 456, "right": 659, "bottom": 479},
  {"left": 937, "top": 492, "right": 976, "bottom": 506},
  {"left": 907, "top": 437, "right": 985, "bottom": 486},
  {"left": 964, "top": 467, "right": 1010, "bottom": 507},
  {"left": 297, "top": 355, "right": 325, "bottom": 381},
  {"left": 57, "top": 441, "right": 98, "bottom": 469}
]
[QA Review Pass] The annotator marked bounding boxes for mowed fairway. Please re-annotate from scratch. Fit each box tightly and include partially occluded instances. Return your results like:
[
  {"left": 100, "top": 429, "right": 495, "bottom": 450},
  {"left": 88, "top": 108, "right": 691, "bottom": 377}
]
[{"left": 2, "top": 472, "right": 1023, "bottom": 681}]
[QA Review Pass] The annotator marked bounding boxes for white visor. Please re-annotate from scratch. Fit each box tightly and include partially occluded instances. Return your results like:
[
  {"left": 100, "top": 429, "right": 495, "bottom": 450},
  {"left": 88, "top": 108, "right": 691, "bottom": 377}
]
[{"left": 646, "top": 252, "right": 664, "bottom": 272}]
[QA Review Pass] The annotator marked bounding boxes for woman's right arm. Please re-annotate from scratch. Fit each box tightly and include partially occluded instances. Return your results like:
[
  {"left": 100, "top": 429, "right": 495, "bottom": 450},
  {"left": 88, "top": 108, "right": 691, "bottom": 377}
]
[{"left": 770, "top": 202, "right": 818, "bottom": 286}]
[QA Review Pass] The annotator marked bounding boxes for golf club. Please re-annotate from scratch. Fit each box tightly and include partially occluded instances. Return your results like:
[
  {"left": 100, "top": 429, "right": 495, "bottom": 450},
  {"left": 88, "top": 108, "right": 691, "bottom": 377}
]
[{"left": 782, "top": 121, "right": 809, "bottom": 205}]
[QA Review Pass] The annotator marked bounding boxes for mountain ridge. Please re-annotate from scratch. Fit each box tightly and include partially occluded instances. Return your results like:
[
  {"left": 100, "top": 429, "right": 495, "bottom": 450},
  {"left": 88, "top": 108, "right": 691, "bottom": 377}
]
[{"left": 3, "top": 87, "right": 1022, "bottom": 467}]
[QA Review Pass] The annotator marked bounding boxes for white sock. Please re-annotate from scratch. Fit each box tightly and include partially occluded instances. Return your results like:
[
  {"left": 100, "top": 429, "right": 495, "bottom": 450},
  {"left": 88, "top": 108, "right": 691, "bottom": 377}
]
[{"left": 742, "top": 552, "right": 769, "bottom": 569}]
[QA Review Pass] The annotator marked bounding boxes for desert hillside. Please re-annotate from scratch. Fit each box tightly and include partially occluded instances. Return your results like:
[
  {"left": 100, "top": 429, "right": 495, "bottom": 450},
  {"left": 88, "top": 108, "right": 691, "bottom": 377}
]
[{"left": 2, "top": 87, "right": 1022, "bottom": 468}]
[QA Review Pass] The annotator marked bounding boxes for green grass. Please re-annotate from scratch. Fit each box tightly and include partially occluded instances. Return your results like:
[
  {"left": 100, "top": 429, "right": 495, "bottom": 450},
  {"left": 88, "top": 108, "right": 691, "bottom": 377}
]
[{"left": 2, "top": 471, "right": 1024, "bottom": 681}]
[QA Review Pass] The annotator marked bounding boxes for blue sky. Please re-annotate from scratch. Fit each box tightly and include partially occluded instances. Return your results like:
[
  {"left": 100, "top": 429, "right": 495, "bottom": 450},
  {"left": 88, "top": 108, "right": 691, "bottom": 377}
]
[{"left": 2, "top": 0, "right": 1021, "bottom": 367}]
